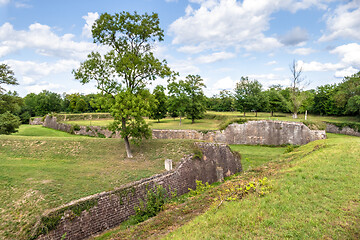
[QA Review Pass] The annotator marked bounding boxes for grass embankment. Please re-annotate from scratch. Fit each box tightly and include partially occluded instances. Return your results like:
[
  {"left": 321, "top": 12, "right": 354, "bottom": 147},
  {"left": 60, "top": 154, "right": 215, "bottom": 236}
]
[
  {"left": 60, "top": 111, "right": 360, "bottom": 131},
  {"left": 94, "top": 134, "right": 360, "bottom": 239},
  {"left": 0, "top": 125, "right": 194, "bottom": 240}
]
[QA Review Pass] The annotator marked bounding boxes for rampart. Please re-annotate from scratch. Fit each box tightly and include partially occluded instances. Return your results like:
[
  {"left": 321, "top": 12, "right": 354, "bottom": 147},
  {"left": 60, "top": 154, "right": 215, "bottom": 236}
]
[
  {"left": 153, "top": 120, "right": 326, "bottom": 145},
  {"left": 41, "top": 116, "right": 326, "bottom": 145},
  {"left": 326, "top": 123, "right": 360, "bottom": 137},
  {"left": 34, "top": 142, "right": 242, "bottom": 240}
]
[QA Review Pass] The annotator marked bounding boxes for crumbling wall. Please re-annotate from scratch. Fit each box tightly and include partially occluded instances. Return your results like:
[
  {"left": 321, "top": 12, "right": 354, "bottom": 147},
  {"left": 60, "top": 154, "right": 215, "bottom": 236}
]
[
  {"left": 153, "top": 120, "right": 326, "bottom": 145},
  {"left": 34, "top": 142, "right": 241, "bottom": 240},
  {"left": 326, "top": 123, "right": 360, "bottom": 137}
]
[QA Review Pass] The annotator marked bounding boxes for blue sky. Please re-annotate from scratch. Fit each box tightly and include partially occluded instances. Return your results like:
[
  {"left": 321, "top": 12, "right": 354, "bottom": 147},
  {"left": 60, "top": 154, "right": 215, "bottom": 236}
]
[{"left": 1, "top": 0, "right": 360, "bottom": 97}]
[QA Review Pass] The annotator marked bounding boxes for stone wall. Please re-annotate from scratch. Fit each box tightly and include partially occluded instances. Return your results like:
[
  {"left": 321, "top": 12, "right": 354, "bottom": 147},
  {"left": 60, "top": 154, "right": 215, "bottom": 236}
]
[
  {"left": 29, "top": 117, "right": 43, "bottom": 125},
  {"left": 153, "top": 120, "right": 326, "bottom": 145},
  {"left": 42, "top": 116, "right": 326, "bottom": 145},
  {"left": 34, "top": 142, "right": 242, "bottom": 240},
  {"left": 326, "top": 123, "right": 360, "bottom": 137}
]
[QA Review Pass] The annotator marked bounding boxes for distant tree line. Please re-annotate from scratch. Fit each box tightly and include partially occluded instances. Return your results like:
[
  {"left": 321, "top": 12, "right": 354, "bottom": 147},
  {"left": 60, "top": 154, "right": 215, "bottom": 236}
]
[{"left": 208, "top": 71, "right": 360, "bottom": 117}]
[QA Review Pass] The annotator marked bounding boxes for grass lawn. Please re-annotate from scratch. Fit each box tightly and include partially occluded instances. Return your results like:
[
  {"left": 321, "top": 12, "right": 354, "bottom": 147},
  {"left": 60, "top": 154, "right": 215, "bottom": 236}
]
[
  {"left": 0, "top": 125, "right": 194, "bottom": 240},
  {"left": 60, "top": 111, "right": 360, "bottom": 131},
  {"left": 94, "top": 133, "right": 360, "bottom": 239}
]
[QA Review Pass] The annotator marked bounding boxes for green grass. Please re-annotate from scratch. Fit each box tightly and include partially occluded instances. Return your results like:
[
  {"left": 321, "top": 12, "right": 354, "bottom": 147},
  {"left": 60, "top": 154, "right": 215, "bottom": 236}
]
[
  {"left": 229, "top": 145, "right": 287, "bottom": 171},
  {"left": 93, "top": 133, "right": 360, "bottom": 240},
  {"left": 164, "top": 133, "right": 360, "bottom": 239},
  {"left": 0, "top": 125, "right": 195, "bottom": 240},
  {"left": 60, "top": 111, "right": 359, "bottom": 131},
  {"left": 60, "top": 117, "right": 223, "bottom": 130}
]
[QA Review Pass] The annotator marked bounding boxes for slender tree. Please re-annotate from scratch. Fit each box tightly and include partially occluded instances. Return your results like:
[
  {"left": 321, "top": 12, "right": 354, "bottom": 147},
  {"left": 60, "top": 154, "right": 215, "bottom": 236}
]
[
  {"left": 73, "top": 12, "right": 174, "bottom": 158},
  {"left": 289, "top": 60, "right": 307, "bottom": 119}
]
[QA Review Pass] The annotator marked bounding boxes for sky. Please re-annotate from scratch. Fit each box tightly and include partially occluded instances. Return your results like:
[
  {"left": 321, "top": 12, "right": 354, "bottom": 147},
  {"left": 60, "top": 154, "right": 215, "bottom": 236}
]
[{"left": 1, "top": 0, "right": 360, "bottom": 97}]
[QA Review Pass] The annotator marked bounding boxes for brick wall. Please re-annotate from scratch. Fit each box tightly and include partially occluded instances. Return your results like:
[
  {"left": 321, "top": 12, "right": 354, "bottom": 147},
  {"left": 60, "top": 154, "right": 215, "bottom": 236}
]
[{"left": 34, "top": 142, "right": 242, "bottom": 240}]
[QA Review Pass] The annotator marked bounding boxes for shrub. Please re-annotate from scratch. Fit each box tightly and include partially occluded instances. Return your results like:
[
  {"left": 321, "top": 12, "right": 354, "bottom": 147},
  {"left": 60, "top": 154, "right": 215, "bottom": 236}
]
[
  {"left": 0, "top": 112, "right": 21, "bottom": 135},
  {"left": 130, "top": 185, "right": 174, "bottom": 224}
]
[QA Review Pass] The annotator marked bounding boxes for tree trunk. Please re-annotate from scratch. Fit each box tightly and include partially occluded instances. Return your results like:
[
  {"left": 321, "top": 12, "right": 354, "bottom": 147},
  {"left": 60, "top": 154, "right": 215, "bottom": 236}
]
[
  {"left": 179, "top": 115, "right": 182, "bottom": 125},
  {"left": 255, "top": 111, "right": 257, "bottom": 117},
  {"left": 121, "top": 117, "right": 133, "bottom": 158},
  {"left": 192, "top": 118, "right": 195, "bottom": 124},
  {"left": 243, "top": 111, "right": 246, "bottom": 117},
  {"left": 271, "top": 111, "right": 273, "bottom": 117},
  {"left": 292, "top": 112, "right": 298, "bottom": 119},
  {"left": 158, "top": 118, "right": 160, "bottom": 123}
]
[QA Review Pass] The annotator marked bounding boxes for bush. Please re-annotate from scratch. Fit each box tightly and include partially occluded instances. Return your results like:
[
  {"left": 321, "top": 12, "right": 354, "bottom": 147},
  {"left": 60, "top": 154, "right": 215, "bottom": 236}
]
[
  {"left": 0, "top": 112, "right": 21, "bottom": 135},
  {"left": 130, "top": 185, "right": 174, "bottom": 224}
]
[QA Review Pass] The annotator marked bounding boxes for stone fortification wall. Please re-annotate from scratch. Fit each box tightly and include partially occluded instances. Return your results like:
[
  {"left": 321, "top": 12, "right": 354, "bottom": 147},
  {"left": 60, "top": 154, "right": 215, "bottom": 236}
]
[
  {"left": 153, "top": 120, "right": 326, "bottom": 145},
  {"left": 34, "top": 142, "right": 241, "bottom": 240},
  {"left": 41, "top": 116, "right": 326, "bottom": 145},
  {"left": 29, "top": 117, "right": 43, "bottom": 125},
  {"left": 326, "top": 123, "right": 360, "bottom": 137}
]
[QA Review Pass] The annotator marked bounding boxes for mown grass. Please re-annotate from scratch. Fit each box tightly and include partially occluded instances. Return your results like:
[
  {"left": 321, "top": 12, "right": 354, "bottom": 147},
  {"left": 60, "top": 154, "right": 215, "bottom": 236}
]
[
  {"left": 60, "top": 111, "right": 359, "bottom": 131},
  {"left": 94, "top": 133, "right": 360, "bottom": 239},
  {"left": 0, "top": 125, "right": 194, "bottom": 240}
]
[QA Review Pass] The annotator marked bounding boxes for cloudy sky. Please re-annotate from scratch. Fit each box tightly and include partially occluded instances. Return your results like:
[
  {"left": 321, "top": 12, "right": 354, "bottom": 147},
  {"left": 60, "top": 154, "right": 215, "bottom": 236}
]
[{"left": 1, "top": 0, "right": 360, "bottom": 97}]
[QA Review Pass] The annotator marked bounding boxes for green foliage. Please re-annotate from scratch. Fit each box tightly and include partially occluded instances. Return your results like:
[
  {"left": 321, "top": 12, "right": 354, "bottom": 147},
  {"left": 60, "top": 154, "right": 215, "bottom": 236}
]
[
  {"left": 234, "top": 77, "right": 268, "bottom": 115},
  {"left": 23, "top": 91, "right": 63, "bottom": 117},
  {"left": 192, "top": 147, "right": 203, "bottom": 160},
  {"left": 0, "top": 111, "right": 21, "bottom": 135},
  {"left": 188, "top": 180, "right": 213, "bottom": 197},
  {"left": 0, "top": 64, "right": 18, "bottom": 93},
  {"left": 168, "top": 75, "right": 207, "bottom": 124},
  {"left": 150, "top": 85, "right": 168, "bottom": 122},
  {"left": 214, "top": 177, "right": 271, "bottom": 204},
  {"left": 131, "top": 185, "right": 173, "bottom": 224},
  {"left": 208, "top": 90, "right": 236, "bottom": 112},
  {"left": 326, "top": 121, "right": 360, "bottom": 132},
  {"left": 219, "top": 118, "right": 249, "bottom": 130},
  {"left": 284, "top": 145, "right": 300, "bottom": 153},
  {"left": 73, "top": 11, "right": 175, "bottom": 157},
  {"left": 301, "top": 120, "right": 326, "bottom": 130}
]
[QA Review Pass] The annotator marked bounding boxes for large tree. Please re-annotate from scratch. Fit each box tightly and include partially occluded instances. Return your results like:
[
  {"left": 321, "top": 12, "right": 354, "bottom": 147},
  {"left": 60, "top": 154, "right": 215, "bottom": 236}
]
[
  {"left": 150, "top": 85, "right": 167, "bottom": 122},
  {"left": 73, "top": 12, "right": 174, "bottom": 158},
  {"left": 234, "top": 76, "right": 267, "bottom": 117},
  {"left": 0, "top": 64, "right": 21, "bottom": 134},
  {"left": 168, "top": 75, "right": 206, "bottom": 124},
  {"left": 334, "top": 71, "right": 360, "bottom": 115}
]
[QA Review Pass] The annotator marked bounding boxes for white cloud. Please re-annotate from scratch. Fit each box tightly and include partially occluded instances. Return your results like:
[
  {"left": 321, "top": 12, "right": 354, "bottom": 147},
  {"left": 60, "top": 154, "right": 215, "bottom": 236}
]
[
  {"left": 25, "top": 82, "right": 62, "bottom": 94},
  {"left": 15, "top": 1, "right": 31, "bottom": 8},
  {"left": 334, "top": 67, "right": 359, "bottom": 78},
  {"left": 82, "top": 12, "right": 99, "bottom": 38},
  {"left": 168, "top": 60, "right": 200, "bottom": 75},
  {"left": 267, "top": 61, "right": 277, "bottom": 65},
  {"left": 330, "top": 43, "right": 360, "bottom": 69},
  {"left": 2, "top": 59, "right": 80, "bottom": 88},
  {"left": 0, "top": 0, "right": 10, "bottom": 5},
  {"left": 273, "top": 67, "right": 285, "bottom": 71},
  {"left": 248, "top": 73, "right": 289, "bottom": 88},
  {"left": 169, "top": 0, "right": 329, "bottom": 54},
  {"left": 299, "top": 60, "right": 343, "bottom": 72},
  {"left": 290, "top": 47, "right": 315, "bottom": 55},
  {"left": 169, "top": 0, "right": 283, "bottom": 53},
  {"left": 213, "top": 76, "right": 236, "bottom": 90},
  {"left": 0, "top": 22, "right": 99, "bottom": 60},
  {"left": 196, "top": 51, "right": 235, "bottom": 63},
  {"left": 320, "top": 0, "right": 360, "bottom": 41}
]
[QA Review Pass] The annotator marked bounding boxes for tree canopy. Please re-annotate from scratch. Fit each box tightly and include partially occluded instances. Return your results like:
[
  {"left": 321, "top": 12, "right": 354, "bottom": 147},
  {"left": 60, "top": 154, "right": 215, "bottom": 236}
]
[{"left": 73, "top": 11, "right": 175, "bottom": 158}]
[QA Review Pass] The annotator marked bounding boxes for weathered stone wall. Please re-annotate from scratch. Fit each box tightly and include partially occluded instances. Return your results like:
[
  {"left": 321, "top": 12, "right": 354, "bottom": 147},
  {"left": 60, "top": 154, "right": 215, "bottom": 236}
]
[
  {"left": 34, "top": 142, "right": 242, "bottom": 240},
  {"left": 29, "top": 117, "right": 43, "bottom": 125},
  {"left": 326, "top": 123, "right": 360, "bottom": 137},
  {"left": 153, "top": 120, "right": 326, "bottom": 145},
  {"left": 42, "top": 116, "right": 326, "bottom": 145}
]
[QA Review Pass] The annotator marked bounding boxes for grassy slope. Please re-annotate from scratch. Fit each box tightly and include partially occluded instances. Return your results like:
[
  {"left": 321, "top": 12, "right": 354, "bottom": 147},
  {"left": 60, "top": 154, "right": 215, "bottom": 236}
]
[
  {"left": 93, "top": 134, "right": 360, "bottom": 239},
  {"left": 165, "top": 134, "right": 360, "bottom": 239},
  {"left": 0, "top": 125, "right": 194, "bottom": 239}
]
